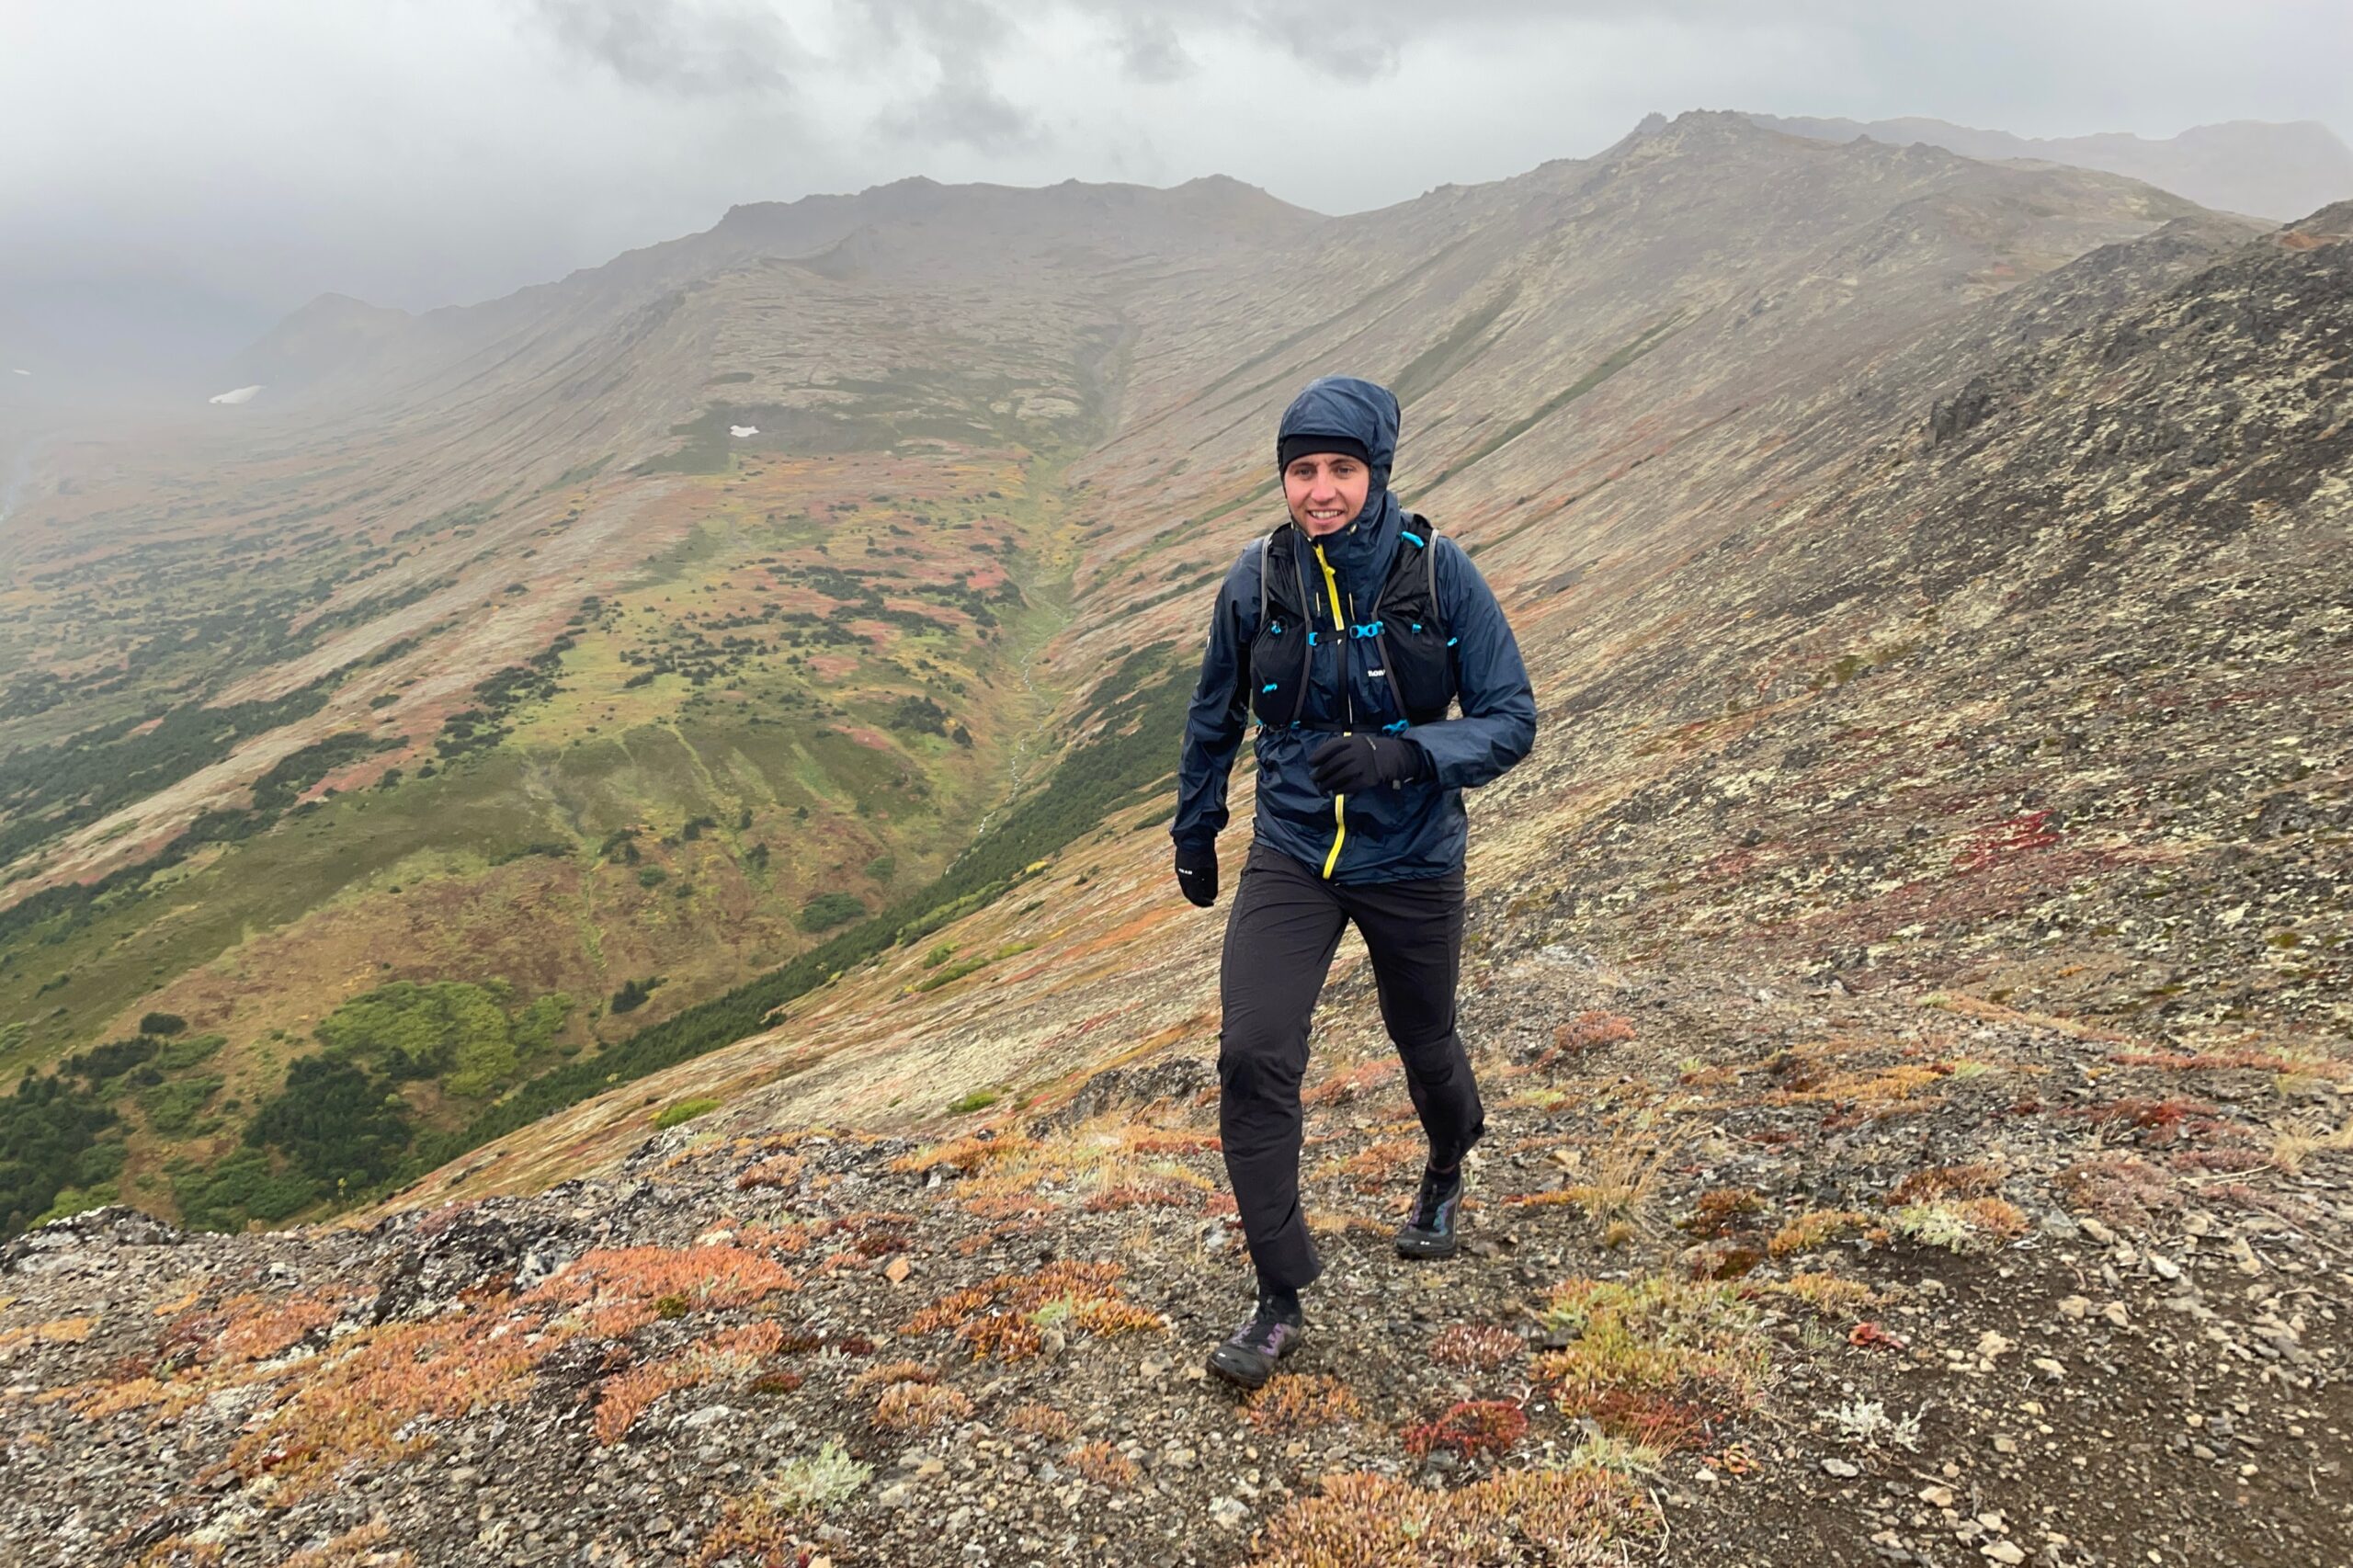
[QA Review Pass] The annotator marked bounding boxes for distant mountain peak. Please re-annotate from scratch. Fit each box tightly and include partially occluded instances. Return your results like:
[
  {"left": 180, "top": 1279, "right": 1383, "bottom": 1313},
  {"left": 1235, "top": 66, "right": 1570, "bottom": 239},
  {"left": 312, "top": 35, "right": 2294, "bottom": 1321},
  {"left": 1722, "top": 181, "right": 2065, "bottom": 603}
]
[{"left": 1746, "top": 110, "right": 2353, "bottom": 220}]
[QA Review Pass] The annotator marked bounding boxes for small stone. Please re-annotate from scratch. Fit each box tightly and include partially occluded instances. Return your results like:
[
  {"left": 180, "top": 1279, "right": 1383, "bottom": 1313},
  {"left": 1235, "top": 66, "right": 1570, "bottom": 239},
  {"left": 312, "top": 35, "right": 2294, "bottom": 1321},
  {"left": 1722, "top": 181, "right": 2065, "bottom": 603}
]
[
  {"left": 2078, "top": 1216, "right": 2117, "bottom": 1245},
  {"left": 1209, "top": 1496, "right": 1248, "bottom": 1528},
  {"left": 884, "top": 1255, "right": 912, "bottom": 1285},
  {"left": 2032, "top": 1357, "right": 2067, "bottom": 1381},
  {"left": 1976, "top": 1331, "right": 2014, "bottom": 1360},
  {"left": 2148, "top": 1255, "right": 2182, "bottom": 1281},
  {"left": 1824, "top": 1458, "right": 1861, "bottom": 1479},
  {"left": 2056, "top": 1296, "right": 2090, "bottom": 1321},
  {"left": 2038, "top": 1210, "right": 2080, "bottom": 1240},
  {"left": 1920, "top": 1483, "right": 1955, "bottom": 1507},
  {"left": 644, "top": 1517, "right": 674, "bottom": 1537},
  {"left": 1992, "top": 1435, "right": 2018, "bottom": 1454},
  {"left": 2101, "top": 1301, "right": 2131, "bottom": 1328},
  {"left": 1983, "top": 1541, "right": 2027, "bottom": 1564}
]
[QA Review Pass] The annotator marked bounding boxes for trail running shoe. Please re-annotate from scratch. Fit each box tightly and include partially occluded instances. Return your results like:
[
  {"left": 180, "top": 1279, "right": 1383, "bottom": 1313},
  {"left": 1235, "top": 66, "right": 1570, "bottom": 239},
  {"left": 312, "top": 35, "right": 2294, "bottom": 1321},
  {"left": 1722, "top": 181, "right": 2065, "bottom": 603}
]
[
  {"left": 1205, "top": 1296, "right": 1306, "bottom": 1389},
  {"left": 1394, "top": 1165, "right": 1463, "bottom": 1259}
]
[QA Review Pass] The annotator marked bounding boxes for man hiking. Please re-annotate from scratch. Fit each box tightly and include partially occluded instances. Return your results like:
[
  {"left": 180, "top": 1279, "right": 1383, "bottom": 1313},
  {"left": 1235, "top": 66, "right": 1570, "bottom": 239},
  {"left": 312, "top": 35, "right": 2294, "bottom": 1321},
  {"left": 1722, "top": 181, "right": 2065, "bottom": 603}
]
[{"left": 1170, "top": 374, "right": 1537, "bottom": 1388}]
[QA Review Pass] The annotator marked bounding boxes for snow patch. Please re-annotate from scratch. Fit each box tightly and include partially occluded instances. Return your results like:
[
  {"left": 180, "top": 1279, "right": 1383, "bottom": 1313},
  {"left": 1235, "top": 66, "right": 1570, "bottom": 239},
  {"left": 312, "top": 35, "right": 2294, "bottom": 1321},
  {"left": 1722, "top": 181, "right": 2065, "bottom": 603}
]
[
  {"left": 209, "top": 385, "right": 263, "bottom": 405},
  {"left": 729, "top": 425, "right": 759, "bottom": 438},
  {"left": 8, "top": 369, "right": 28, "bottom": 377}
]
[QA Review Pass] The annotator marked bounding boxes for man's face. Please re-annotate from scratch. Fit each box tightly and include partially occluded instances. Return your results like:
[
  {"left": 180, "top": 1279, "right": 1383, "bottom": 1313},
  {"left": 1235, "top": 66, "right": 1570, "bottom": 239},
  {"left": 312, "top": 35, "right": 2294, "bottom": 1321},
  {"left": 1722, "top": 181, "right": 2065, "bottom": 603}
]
[{"left": 1283, "top": 452, "right": 1370, "bottom": 538}]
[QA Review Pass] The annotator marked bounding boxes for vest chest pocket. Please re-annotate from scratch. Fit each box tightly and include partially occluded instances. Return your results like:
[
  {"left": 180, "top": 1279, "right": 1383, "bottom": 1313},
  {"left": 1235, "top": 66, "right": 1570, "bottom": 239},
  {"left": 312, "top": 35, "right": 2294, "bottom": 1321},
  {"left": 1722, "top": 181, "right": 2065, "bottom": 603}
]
[
  {"left": 1248, "top": 612, "right": 1317, "bottom": 728},
  {"left": 1379, "top": 615, "right": 1455, "bottom": 725}
]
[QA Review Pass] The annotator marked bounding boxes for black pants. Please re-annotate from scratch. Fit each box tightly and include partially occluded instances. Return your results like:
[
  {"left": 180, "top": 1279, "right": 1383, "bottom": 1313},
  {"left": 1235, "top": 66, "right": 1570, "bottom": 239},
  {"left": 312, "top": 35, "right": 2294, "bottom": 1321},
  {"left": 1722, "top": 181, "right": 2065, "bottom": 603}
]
[{"left": 1216, "top": 841, "right": 1484, "bottom": 1292}]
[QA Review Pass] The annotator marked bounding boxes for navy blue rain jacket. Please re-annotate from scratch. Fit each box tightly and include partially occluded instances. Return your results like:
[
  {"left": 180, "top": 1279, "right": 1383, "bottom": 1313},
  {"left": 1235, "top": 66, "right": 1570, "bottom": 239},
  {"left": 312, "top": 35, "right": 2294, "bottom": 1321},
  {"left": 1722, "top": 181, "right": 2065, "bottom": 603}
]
[{"left": 1171, "top": 377, "right": 1537, "bottom": 883}]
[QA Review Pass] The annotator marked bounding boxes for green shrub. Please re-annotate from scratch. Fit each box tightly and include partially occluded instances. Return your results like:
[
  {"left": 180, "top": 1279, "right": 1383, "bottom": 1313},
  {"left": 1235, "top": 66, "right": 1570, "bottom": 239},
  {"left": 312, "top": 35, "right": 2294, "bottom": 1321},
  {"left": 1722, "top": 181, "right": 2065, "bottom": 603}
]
[
  {"left": 139, "top": 1012, "right": 188, "bottom": 1037},
  {"left": 799, "top": 892, "right": 867, "bottom": 932},
  {"left": 948, "top": 1089, "right": 1000, "bottom": 1114},
  {"left": 245, "top": 1057, "right": 414, "bottom": 1188},
  {"left": 609, "top": 977, "right": 662, "bottom": 1015},
  {"left": 172, "top": 1148, "right": 319, "bottom": 1233},
  {"left": 654, "top": 1097, "right": 720, "bottom": 1129},
  {"left": 140, "top": 1074, "right": 223, "bottom": 1135}
]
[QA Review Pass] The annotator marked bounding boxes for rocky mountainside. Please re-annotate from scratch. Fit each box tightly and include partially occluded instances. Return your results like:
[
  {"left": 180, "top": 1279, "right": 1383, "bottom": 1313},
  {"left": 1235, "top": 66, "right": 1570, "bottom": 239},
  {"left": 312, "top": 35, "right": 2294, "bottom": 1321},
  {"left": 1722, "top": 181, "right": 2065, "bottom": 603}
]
[
  {"left": 1747, "top": 112, "right": 2353, "bottom": 223},
  {"left": 1, "top": 114, "right": 2348, "bottom": 1566},
  {"left": 0, "top": 112, "right": 2222, "bottom": 1242}
]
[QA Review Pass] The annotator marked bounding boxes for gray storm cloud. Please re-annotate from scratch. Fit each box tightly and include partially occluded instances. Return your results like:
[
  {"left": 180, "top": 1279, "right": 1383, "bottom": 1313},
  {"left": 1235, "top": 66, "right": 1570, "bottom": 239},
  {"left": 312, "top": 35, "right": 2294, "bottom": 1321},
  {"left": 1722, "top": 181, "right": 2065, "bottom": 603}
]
[
  {"left": 529, "top": 0, "right": 804, "bottom": 94},
  {"left": 0, "top": 0, "right": 2346, "bottom": 388}
]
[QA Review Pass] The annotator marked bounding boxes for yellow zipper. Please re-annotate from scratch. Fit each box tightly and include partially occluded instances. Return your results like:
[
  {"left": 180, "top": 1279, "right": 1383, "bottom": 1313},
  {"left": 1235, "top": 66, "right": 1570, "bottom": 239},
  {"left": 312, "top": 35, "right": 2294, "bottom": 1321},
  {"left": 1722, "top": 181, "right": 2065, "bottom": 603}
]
[{"left": 1313, "top": 540, "right": 1350, "bottom": 880}]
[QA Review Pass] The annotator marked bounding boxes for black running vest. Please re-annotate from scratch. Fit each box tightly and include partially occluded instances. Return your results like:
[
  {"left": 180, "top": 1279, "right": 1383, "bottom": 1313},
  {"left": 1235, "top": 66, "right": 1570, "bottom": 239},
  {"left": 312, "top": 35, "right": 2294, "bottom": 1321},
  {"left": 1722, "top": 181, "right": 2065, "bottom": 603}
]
[{"left": 1248, "top": 516, "right": 1458, "bottom": 734}]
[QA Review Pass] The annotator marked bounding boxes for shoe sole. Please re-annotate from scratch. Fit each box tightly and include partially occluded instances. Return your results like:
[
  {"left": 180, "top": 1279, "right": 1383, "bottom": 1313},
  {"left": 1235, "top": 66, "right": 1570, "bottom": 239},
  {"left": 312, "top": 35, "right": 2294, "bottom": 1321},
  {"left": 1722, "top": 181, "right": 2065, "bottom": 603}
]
[
  {"left": 1205, "top": 1335, "right": 1302, "bottom": 1390},
  {"left": 1394, "top": 1228, "right": 1460, "bottom": 1259}
]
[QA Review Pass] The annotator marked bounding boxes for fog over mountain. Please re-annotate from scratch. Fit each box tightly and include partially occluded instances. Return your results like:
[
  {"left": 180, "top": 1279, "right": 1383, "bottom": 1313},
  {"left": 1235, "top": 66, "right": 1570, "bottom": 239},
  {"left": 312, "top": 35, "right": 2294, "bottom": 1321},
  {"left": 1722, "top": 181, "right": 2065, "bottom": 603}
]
[{"left": 4, "top": 2, "right": 2347, "bottom": 392}]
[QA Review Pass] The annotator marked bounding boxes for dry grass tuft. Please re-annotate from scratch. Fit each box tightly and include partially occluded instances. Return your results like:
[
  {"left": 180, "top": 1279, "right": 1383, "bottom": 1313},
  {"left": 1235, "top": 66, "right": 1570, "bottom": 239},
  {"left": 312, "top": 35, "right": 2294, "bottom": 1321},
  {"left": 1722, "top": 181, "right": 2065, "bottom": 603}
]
[
  {"left": 2273, "top": 1117, "right": 2353, "bottom": 1174},
  {"left": 845, "top": 1358, "right": 936, "bottom": 1399},
  {"left": 1428, "top": 1323, "right": 1525, "bottom": 1373},
  {"left": 278, "top": 1517, "right": 413, "bottom": 1567},
  {"left": 1006, "top": 1402, "right": 1077, "bottom": 1441},
  {"left": 1068, "top": 1439, "right": 1139, "bottom": 1488},
  {"left": 1532, "top": 1275, "right": 1768, "bottom": 1452},
  {"left": 1678, "top": 1187, "right": 1765, "bottom": 1238},
  {"left": 1751, "top": 1272, "right": 1880, "bottom": 1320},
  {"left": 1886, "top": 1197, "right": 2027, "bottom": 1254},
  {"left": 1245, "top": 1374, "right": 1362, "bottom": 1434},
  {"left": 528, "top": 1244, "right": 799, "bottom": 1337},
  {"left": 1540, "top": 1010, "right": 1636, "bottom": 1065},
  {"left": 1250, "top": 1463, "right": 1654, "bottom": 1565},
  {"left": 1886, "top": 1162, "right": 2006, "bottom": 1205},
  {"left": 890, "top": 1131, "right": 1038, "bottom": 1176},
  {"left": 1767, "top": 1209, "right": 1878, "bottom": 1257},
  {"left": 735, "top": 1152, "right": 809, "bottom": 1191},
  {"left": 873, "top": 1381, "right": 972, "bottom": 1433},
  {"left": 594, "top": 1322, "right": 785, "bottom": 1444},
  {"left": 1507, "top": 1111, "right": 1685, "bottom": 1234},
  {"left": 902, "top": 1261, "right": 1164, "bottom": 1362}
]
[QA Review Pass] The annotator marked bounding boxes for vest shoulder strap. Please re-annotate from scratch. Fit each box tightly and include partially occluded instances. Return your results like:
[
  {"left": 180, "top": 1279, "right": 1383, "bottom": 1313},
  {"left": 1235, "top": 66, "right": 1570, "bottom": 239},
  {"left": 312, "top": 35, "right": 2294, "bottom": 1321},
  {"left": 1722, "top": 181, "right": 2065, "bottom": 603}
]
[{"left": 1254, "top": 535, "right": 1268, "bottom": 635}]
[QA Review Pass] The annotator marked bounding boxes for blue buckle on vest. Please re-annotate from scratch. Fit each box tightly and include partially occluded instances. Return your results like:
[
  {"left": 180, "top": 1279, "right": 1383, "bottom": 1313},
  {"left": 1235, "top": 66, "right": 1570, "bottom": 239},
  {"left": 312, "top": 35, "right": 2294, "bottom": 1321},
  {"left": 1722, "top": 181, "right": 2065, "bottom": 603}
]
[
  {"left": 1349, "top": 619, "right": 1383, "bottom": 639},
  {"left": 1410, "top": 621, "right": 1423, "bottom": 632},
  {"left": 1446, "top": 636, "right": 1459, "bottom": 647},
  {"left": 1267, "top": 619, "right": 1283, "bottom": 635},
  {"left": 1381, "top": 719, "right": 1410, "bottom": 734},
  {"left": 1400, "top": 530, "right": 1425, "bottom": 547},
  {"left": 1260, "top": 681, "right": 1279, "bottom": 694}
]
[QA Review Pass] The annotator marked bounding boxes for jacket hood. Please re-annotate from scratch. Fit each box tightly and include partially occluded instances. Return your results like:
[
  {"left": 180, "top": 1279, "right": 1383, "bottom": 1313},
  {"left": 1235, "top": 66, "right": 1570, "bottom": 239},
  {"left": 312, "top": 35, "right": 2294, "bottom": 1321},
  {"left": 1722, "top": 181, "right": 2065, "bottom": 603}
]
[{"left": 1277, "top": 375, "right": 1404, "bottom": 599}]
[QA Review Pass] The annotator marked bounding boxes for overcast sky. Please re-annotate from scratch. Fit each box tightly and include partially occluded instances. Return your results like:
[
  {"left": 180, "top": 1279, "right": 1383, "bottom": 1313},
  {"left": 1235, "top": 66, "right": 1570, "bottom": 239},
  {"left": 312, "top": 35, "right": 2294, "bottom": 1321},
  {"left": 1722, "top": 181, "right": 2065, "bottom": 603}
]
[{"left": 6, "top": 0, "right": 2348, "bottom": 328}]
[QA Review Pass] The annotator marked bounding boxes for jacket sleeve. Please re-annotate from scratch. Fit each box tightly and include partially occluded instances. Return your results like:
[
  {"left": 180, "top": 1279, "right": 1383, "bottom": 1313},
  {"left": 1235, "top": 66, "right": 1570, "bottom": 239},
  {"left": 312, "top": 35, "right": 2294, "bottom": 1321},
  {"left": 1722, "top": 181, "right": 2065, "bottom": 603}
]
[
  {"left": 1170, "top": 544, "right": 1260, "bottom": 854},
  {"left": 1404, "top": 539, "right": 1536, "bottom": 790}
]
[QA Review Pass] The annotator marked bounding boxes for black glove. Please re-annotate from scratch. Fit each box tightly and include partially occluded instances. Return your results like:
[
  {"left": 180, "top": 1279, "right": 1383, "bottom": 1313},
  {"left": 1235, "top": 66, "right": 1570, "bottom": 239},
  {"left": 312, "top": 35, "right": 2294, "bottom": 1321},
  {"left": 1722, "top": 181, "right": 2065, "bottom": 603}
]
[
  {"left": 1173, "top": 843, "right": 1219, "bottom": 908},
  {"left": 1309, "top": 733, "right": 1430, "bottom": 795}
]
